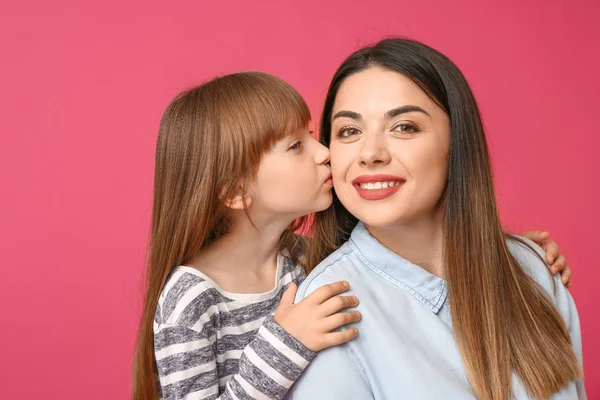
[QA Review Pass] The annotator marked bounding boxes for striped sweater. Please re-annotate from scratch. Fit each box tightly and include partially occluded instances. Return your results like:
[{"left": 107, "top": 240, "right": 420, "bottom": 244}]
[{"left": 153, "top": 252, "right": 315, "bottom": 400}]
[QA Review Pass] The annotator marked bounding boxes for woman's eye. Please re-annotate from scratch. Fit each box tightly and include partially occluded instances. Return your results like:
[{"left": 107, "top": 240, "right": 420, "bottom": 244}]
[
  {"left": 394, "top": 123, "right": 420, "bottom": 134},
  {"left": 338, "top": 127, "right": 361, "bottom": 138}
]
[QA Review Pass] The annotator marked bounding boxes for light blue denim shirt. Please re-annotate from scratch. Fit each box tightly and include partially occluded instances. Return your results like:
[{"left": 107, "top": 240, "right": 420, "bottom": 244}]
[{"left": 289, "top": 222, "right": 585, "bottom": 399}]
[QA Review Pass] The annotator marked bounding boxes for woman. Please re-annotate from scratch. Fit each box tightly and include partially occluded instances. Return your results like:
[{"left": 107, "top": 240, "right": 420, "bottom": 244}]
[{"left": 289, "top": 38, "right": 585, "bottom": 399}]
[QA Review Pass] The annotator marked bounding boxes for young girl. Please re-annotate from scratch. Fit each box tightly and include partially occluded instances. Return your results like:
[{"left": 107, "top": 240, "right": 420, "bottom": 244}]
[
  {"left": 132, "top": 72, "right": 361, "bottom": 400},
  {"left": 133, "top": 70, "right": 571, "bottom": 400}
]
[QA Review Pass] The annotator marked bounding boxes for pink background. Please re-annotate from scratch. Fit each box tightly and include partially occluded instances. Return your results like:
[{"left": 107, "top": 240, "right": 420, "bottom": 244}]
[{"left": 1, "top": 0, "right": 598, "bottom": 398}]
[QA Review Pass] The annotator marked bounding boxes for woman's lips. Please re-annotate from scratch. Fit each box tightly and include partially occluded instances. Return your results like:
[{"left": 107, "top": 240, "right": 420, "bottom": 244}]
[{"left": 352, "top": 174, "right": 405, "bottom": 200}]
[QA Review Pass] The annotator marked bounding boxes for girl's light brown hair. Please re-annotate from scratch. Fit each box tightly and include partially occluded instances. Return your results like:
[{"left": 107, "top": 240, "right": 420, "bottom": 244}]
[
  {"left": 132, "top": 71, "right": 328, "bottom": 399},
  {"left": 317, "top": 38, "right": 581, "bottom": 399}
]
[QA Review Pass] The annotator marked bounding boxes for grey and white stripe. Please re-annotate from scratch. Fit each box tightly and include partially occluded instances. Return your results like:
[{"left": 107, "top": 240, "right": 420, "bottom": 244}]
[{"left": 154, "top": 253, "right": 315, "bottom": 400}]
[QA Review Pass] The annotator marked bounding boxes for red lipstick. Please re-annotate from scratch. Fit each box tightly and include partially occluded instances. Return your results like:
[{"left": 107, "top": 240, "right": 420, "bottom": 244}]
[{"left": 352, "top": 174, "right": 405, "bottom": 201}]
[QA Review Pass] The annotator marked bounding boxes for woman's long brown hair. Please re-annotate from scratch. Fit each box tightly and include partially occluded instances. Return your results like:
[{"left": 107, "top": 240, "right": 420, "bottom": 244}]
[
  {"left": 317, "top": 38, "right": 581, "bottom": 399},
  {"left": 132, "top": 72, "right": 331, "bottom": 399}
]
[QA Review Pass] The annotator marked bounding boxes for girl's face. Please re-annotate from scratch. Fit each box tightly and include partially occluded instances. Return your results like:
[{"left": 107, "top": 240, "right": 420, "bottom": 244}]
[
  {"left": 329, "top": 66, "right": 451, "bottom": 229},
  {"left": 251, "top": 127, "right": 333, "bottom": 219}
]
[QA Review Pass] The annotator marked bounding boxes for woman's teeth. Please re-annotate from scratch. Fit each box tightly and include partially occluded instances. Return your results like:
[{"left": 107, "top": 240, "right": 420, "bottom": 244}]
[{"left": 359, "top": 181, "right": 402, "bottom": 190}]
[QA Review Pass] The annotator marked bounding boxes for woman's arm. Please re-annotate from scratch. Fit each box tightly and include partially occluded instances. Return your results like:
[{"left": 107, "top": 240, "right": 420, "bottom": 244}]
[
  {"left": 508, "top": 237, "right": 586, "bottom": 399},
  {"left": 288, "top": 342, "right": 374, "bottom": 399}
]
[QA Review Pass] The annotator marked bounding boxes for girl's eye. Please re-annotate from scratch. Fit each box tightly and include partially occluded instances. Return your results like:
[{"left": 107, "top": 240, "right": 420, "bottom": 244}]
[
  {"left": 338, "top": 127, "right": 361, "bottom": 138},
  {"left": 288, "top": 140, "right": 302, "bottom": 151},
  {"left": 393, "top": 123, "right": 420, "bottom": 134}
]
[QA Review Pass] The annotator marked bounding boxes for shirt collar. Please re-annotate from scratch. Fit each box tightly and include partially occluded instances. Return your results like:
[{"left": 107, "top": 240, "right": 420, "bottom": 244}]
[{"left": 349, "top": 221, "right": 447, "bottom": 314}]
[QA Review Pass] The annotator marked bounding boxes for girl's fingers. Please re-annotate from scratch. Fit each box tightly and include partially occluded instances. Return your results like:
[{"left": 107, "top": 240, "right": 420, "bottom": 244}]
[
  {"left": 306, "top": 281, "right": 350, "bottom": 305},
  {"left": 561, "top": 267, "right": 572, "bottom": 286},
  {"left": 322, "top": 328, "right": 359, "bottom": 348},
  {"left": 320, "top": 295, "right": 359, "bottom": 316},
  {"left": 544, "top": 240, "right": 559, "bottom": 264},
  {"left": 323, "top": 311, "right": 362, "bottom": 331},
  {"left": 523, "top": 230, "right": 550, "bottom": 244},
  {"left": 550, "top": 255, "right": 566, "bottom": 274}
]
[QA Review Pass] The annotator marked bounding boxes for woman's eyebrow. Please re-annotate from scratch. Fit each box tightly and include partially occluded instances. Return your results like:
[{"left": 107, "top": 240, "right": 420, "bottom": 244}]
[
  {"left": 333, "top": 110, "right": 362, "bottom": 121},
  {"left": 384, "top": 105, "right": 430, "bottom": 118},
  {"left": 333, "top": 105, "right": 430, "bottom": 121}
]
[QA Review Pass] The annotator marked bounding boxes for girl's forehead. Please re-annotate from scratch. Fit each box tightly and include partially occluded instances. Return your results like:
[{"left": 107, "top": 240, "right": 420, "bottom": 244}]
[{"left": 268, "top": 126, "right": 308, "bottom": 148}]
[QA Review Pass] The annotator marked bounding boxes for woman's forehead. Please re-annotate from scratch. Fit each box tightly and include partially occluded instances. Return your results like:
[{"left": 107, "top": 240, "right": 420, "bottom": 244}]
[{"left": 332, "top": 68, "right": 440, "bottom": 119}]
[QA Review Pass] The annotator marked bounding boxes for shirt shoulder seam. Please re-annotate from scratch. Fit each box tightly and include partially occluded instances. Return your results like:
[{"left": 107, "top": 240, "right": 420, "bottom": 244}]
[
  {"left": 349, "top": 237, "right": 445, "bottom": 312},
  {"left": 299, "top": 248, "right": 354, "bottom": 297}
]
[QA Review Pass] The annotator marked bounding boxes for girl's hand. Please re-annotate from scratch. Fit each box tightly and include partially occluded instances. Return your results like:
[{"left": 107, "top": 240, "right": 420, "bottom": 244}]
[
  {"left": 522, "top": 230, "right": 572, "bottom": 288},
  {"left": 274, "top": 281, "right": 361, "bottom": 351}
]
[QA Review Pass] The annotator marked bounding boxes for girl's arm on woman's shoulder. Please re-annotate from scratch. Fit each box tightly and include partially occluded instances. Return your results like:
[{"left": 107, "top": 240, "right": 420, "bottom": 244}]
[
  {"left": 153, "top": 315, "right": 316, "bottom": 400},
  {"left": 522, "top": 230, "right": 572, "bottom": 286},
  {"left": 154, "top": 278, "right": 361, "bottom": 400}
]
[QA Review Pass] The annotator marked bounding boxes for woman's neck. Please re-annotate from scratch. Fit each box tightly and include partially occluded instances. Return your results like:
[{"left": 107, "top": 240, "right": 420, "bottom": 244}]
[{"left": 366, "top": 212, "right": 445, "bottom": 278}]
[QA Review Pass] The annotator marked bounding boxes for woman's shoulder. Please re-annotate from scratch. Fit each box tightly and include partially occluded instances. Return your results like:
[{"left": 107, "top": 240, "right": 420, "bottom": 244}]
[
  {"left": 296, "top": 241, "right": 358, "bottom": 300},
  {"left": 506, "top": 235, "right": 558, "bottom": 298},
  {"left": 505, "top": 235, "right": 582, "bottom": 371}
]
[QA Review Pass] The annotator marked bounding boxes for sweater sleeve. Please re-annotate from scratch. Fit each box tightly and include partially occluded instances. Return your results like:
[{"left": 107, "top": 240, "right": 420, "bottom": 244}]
[{"left": 154, "top": 316, "right": 316, "bottom": 400}]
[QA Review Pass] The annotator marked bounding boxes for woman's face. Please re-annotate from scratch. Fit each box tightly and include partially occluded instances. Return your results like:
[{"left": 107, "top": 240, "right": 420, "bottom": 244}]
[{"left": 329, "top": 66, "right": 451, "bottom": 229}]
